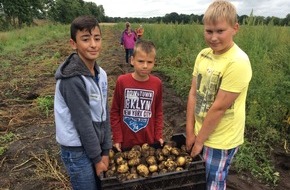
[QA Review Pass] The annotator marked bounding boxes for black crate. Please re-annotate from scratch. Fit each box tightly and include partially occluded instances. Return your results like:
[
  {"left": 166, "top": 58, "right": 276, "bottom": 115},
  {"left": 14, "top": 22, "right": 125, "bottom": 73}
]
[{"left": 100, "top": 133, "right": 206, "bottom": 190}]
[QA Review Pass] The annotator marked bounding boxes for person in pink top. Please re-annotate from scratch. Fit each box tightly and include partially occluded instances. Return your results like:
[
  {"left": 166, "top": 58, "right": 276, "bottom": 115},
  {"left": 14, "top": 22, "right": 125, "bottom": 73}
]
[
  {"left": 120, "top": 22, "right": 137, "bottom": 65},
  {"left": 111, "top": 40, "right": 164, "bottom": 151}
]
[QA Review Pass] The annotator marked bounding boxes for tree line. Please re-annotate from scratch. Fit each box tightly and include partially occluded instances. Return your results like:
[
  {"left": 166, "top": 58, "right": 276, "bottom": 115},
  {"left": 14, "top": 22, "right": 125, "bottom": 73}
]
[
  {"left": 0, "top": 0, "right": 289, "bottom": 31},
  {"left": 0, "top": 0, "right": 105, "bottom": 30}
]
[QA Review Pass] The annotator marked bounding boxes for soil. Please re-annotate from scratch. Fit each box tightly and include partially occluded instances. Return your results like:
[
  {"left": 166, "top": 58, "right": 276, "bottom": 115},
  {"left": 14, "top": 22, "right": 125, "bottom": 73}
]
[{"left": 0, "top": 25, "right": 289, "bottom": 190}]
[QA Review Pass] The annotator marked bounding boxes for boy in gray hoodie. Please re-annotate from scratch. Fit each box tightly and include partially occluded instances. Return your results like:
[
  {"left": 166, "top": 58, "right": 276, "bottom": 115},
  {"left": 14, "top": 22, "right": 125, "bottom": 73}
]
[{"left": 54, "top": 15, "right": 112, "bottom": 190}]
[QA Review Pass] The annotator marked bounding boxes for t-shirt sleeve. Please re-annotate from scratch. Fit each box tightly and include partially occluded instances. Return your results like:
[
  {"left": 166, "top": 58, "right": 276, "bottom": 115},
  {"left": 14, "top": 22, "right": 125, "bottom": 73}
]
[{"left": 220, "top": 58, "right": 252, "bottom": 93}]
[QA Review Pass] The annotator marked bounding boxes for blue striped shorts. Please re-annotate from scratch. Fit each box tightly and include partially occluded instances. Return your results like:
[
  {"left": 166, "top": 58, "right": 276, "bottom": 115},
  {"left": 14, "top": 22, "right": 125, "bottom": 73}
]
[{"left": 203, "top": 146, "right": 239, "bottom": 190}]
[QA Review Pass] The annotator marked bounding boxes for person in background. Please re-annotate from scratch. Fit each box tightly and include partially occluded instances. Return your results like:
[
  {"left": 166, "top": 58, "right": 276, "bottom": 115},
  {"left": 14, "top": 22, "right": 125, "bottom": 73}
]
[
  {"left": 111, "top": 39, "right": 164, "bottom": 151},
  {"left": 120, "top": 22, "right": 137, "bottom": 65},
  {"left": 185, "top": 1, "right": 252, "bottom": 189},
  {"left": 54, "top": 15, "right": 112, "bottom": 190},
  {"left": 136, "top": 24, "right": 144, "bottom": 41}
]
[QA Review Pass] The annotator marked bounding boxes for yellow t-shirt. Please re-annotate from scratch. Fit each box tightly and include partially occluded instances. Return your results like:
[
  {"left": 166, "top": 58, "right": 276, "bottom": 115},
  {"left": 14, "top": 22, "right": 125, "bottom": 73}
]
[{"left": 192, "top": 44, "right": 252, "bottom": 149}]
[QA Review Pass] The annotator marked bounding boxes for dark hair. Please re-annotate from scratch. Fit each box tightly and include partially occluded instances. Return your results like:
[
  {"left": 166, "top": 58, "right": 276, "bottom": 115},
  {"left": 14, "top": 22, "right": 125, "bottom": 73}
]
[
  {"left": 133, "top": 39, "right": 156, "bottom": 57},
  {"left": 70, "top": 15, "right": 101, "bottom": 42}
]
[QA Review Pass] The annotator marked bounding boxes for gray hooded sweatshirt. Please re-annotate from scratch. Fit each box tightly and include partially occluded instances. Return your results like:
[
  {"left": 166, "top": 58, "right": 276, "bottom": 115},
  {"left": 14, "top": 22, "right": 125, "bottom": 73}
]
[{"left": 54, "top": 53, "right": 112, "bottom": 164}]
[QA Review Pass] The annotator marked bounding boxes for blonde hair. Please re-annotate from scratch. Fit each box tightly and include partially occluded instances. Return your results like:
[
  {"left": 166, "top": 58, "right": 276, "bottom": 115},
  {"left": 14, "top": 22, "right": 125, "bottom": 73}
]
[{"left": 203, "top": 0, "right": 238, "bottom": 26}]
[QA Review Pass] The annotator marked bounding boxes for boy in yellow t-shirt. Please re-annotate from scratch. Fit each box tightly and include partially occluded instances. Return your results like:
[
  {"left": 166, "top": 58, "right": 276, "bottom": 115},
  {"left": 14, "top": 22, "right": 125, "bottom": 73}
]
[{"left": 185, "top": 1, "right": 252, "bottom": 189}]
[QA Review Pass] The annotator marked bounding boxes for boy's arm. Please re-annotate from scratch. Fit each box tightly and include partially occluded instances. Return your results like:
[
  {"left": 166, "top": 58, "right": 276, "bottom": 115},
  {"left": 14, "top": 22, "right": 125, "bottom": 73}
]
[
  {"left": 190, "top": 89, "right": 240, "bottom": 157},
  {"left": 186, "top": 77, "right": 197, "bottom": 151},
  {"left": 60, "top": 77, "right": 102, "bottom": 163},
  {"left": 154, "top": 82, "right": 163, "bottom": 142}
]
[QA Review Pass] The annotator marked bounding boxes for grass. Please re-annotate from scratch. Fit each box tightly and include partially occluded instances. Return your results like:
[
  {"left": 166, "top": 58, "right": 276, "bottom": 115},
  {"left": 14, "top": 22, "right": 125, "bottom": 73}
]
[
  {"left": 36, "top": 96, "right": 54, "bottom": 117},
  {"left": 0, "top": 132, "right": 15, "bottom": 156},
  {"left": 0, "top": 22, "right": 68, "bottom": 56}
]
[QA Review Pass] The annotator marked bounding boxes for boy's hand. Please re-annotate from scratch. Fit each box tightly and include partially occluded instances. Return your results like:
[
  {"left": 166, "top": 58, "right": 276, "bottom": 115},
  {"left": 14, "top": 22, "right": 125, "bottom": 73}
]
[
  {"left": 95, "top": 161, "right": 108, "bottom": 176},
  {"left": 101, "top": 155, "right": 109, "bottom": 168},
  {"left": 190, "top": 141, "right": 203, "bottom": 158},
  {"left": 159, "top": 138, "right": 164, "bottom": 146},
  {"left": 114, "top": 143, "right": 122, "bottom": 152},
  {"left": 186, "top": 133, "right": 196, "bottom": 152}
]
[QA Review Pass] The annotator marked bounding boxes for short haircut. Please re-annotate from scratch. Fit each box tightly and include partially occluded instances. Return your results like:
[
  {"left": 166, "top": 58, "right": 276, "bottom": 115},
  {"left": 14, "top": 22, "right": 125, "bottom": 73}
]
[
  {"left": 133, "top": 40, "right": 156, "bottom": 57},
  {"left": 70, "top": 15, "right": 101, "bottom": 42},
  {"left": 203, "top": 0, "right": 238, "bottom": 26}
]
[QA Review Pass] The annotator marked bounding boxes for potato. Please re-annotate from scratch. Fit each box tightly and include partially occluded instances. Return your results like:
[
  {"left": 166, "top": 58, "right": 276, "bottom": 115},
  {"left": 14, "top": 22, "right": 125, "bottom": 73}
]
[
  {"left": 109, "top": 164, "right": 116, "bottom": 172},
  {"left": 137, "top": 164, "right": 150, "bottom": 177},
  {"left": 115, "top": 155, "right": 124, "bottom": 165},
  {"left": 122, "top": 151, "right": 129, "bottom": 159},
  {"left": 167, "top": 154, "right": 176, "bottom": 161},
  {"left": 131, "top": 145, "right": 142, "bottom": 152},
  {"left": 126, "top": 173, "right": 139, "bottom": 180},
  {"left": 117, "top": 164, "right": 129, "bottom": 173},
  {"left": 163, "top": 144, "right": 173, "bottom": 151},
  {"left": 180, "top": 145, "right": 187, "bottom": 152},
  {"left": 158, "top": 161, "right": 166, "bottom": 170},
  {"left": 142, "top": 151, "right": 150, "bottom": 158},
  {"left": 146, "top": 155, "right": 157, "bottom": 165},
  {"left": 171, "top": 147, "right": 180, "bottom": 156},
  {"left": 149, "top": 164, "right": 158, "bottom": 173},
  {"left": 167, "top": 166, "right": 176, "bottom": 172},
  {"left": 118, "top": 173, "right": 128, "bottom": 182},
  {"left": 105, "top": 169, "right": 115, "bottom": 177},
  {"left": 164, "top": 160, "right": 177, "bottom": 168},
  {"left": 162, "top": 147, "right": 170, "bottom": 156},
  {"left": 141, "top": 143, "right": 150, "bottom": 151},
  {"left": 176, "top": 156, "right": 186, "bottom": 167},
  {"left": 185, "top": 155, "right": 193, "bottom": 163},
  {"left": 176, "top": 167, "right": 184, "bottom": 171},
  {"left": 128, "top": 150, "right": 141, "bottom": 159},
  {"left": 109, "top": 149, "right": 115, "bottom": 159},
  {"left": 148, "top": 147, "right": 156, "bottom": 156},
  {"left": 152, "top": 172, "right": 159, "bottom": 176},
  {"left": 128, "top": 158, "right": 141, "bottom": 167},
  {"left": 156, "top": 153, "right": 165, "bottom": 162},
  {"left": 107, "top": 139, "right": 192, "bottom": 182},
  {"left": 130, "top": 166, "right": 137, "bottom": 174},
  {"left": 159, "top": 168, "right": 167, "bottom": 174}
]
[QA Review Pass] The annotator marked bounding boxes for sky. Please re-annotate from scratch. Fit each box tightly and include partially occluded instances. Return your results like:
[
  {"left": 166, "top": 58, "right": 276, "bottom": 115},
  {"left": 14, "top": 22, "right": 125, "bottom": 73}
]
[{"left": 85, "top": 0, "right": 289, "bottom": 19}]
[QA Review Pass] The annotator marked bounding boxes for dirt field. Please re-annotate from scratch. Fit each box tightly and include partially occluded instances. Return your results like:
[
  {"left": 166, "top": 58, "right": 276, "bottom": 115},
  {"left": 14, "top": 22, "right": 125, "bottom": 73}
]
[{"left": 0, "top": 26, "right": 289, "bottom": 190}]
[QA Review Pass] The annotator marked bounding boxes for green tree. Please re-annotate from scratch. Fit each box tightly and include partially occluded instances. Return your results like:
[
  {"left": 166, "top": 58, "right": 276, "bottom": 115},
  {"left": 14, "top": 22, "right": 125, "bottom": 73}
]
[
  {"left": 163, "top": 12, "right": 179, "bottom": 24},
  {"left": 0, "top": 0, "right": 45, "bottom": 29},
  {"left": 83, "top": 2, "right": 105, "bottom": 22},
  {"left": 48, "top": 0, "right": 83, "bottom": 24},
  {"left": 281, "top": 14, "right": 290, "bottom": 26},
  {"left": 47, "top": 0, "right": 105, "bottom": 24}
]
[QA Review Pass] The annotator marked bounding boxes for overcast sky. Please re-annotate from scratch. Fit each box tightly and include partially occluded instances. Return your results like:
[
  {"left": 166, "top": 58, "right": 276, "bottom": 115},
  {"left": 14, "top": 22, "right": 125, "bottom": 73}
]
[{"left": 85, "top": 0, "right": 289, "bottom": 18}]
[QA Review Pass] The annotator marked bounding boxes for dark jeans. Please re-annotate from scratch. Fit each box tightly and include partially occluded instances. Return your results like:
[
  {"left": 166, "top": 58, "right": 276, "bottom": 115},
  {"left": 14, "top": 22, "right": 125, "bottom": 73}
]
[
  {"left": 125, "top": 48, "right": 133, "bottom": 64},
  {"left": 60, "top": 146, "right": 101, "bottom": 190}
]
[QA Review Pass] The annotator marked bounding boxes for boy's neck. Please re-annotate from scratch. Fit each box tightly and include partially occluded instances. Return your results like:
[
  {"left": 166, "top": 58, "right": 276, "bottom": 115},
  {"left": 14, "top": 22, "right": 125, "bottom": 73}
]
[
  {"left": 83, "top": 60, "right": 96, "bottom": 76},
  {"left": 132, "top": 72, "right": 149, "bottom": 81}
]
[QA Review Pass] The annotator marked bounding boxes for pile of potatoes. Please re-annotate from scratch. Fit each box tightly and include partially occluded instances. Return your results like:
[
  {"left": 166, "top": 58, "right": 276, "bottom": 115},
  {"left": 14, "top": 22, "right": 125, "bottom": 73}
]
[{"left": 105, "top": 141, "right": 193, "bottom": 181}]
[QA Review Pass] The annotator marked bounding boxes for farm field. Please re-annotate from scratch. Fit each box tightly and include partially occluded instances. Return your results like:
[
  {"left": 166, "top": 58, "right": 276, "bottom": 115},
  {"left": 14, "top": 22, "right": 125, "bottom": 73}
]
[{"left": 0, "top": 24, "right": 289, "bottom": 190}]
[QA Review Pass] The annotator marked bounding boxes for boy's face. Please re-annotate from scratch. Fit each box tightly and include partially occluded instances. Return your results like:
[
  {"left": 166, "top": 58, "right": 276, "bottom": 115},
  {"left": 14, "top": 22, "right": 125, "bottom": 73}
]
[
  {"left": 70, "top": 27, "right": 102, "bottom": 64},
  {"left": 204, "top": 19, "right": 238, "bottom": 55},
  {"left": 131, "top": 49, "right": 155, "bottom": 81}
]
